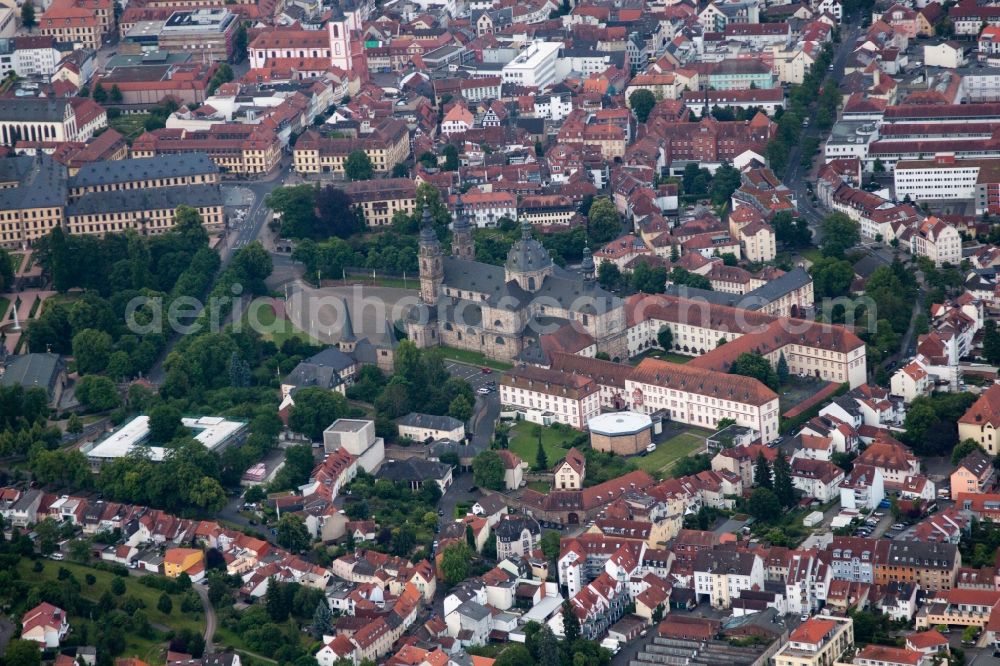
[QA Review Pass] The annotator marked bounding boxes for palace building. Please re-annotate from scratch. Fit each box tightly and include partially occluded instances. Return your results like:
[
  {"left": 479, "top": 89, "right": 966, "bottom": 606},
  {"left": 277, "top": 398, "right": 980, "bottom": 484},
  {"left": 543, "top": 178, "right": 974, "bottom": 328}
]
[{"left": 405, "top": 198, "right": 629, "bottom": 363}]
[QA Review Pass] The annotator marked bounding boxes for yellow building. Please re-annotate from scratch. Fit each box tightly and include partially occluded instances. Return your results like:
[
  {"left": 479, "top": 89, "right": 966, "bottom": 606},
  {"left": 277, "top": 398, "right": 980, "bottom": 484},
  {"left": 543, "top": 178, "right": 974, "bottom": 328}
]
[
  {"left": 775, "top": 617, "right": 854, "bottom": 666},
  {"left": 293, "top": 120, "right": 411, "bottom": 176},
  {"left": 343, "top": 178, "right": 416, "bottom": 227},
  {"left": 958, "top": 385, "right": 1000, "bottom": 455},
  {"left": 163, "top": 547, "right": 204, "bottom": 578}
]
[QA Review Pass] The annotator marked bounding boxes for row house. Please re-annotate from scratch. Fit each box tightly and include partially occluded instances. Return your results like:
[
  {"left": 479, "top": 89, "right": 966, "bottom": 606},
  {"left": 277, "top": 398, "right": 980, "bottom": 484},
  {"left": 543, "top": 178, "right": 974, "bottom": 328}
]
[{"left": 692, "top": 548, "right": 765, "bottom": 610}]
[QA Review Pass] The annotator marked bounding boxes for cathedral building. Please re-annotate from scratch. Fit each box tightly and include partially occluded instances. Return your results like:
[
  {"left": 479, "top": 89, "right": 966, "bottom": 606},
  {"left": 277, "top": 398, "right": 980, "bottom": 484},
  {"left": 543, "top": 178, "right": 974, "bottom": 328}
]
[{"left": 405, "top": 197, "right": 629, "bottom": 363}]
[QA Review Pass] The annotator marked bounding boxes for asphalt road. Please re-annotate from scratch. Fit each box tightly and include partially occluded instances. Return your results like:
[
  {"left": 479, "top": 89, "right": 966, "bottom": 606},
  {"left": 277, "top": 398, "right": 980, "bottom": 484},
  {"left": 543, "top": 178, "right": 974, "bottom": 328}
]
[
  {"left": 193, "top": 582, "right": 217, "bottom": 653},
  {"left": 786, "top": 22, "right": 864, "bottom": 246}
]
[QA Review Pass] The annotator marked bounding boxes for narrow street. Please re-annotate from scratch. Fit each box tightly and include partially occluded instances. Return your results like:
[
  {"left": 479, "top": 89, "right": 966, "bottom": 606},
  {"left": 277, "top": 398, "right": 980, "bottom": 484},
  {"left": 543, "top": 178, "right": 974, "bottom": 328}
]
[{"left": 786, "top": 22, "right": 864, "bottom": 245}]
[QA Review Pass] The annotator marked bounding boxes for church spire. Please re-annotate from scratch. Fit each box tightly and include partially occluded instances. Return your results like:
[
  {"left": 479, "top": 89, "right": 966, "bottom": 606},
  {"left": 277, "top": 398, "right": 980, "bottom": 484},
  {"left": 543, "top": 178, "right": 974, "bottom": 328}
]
[
  {"left": 419, "top": 205, "right": 443, "bottom": 304},
  {"left": 451, "top": 193, "right": 475, "bottom": 261}
]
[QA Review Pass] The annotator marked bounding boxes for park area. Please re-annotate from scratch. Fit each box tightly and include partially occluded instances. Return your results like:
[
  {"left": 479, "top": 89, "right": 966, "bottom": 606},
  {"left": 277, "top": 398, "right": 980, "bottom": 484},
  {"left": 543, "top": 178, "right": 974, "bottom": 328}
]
[
  {"left": 507, "top": 420, "right": 709, "bottom": 480},
  {"left": 243, "top": 300, "right": 321, "bottom": 347},
  {"left": 14, "top": 559, "right": 205, "bottom": 663}
]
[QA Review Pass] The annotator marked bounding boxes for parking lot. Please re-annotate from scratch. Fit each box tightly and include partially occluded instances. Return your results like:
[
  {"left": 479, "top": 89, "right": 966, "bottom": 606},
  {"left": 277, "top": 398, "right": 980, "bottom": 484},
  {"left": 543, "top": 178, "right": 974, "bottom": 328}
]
[{"left": 445, "top": 361, "right": 499, "bottom": 395}]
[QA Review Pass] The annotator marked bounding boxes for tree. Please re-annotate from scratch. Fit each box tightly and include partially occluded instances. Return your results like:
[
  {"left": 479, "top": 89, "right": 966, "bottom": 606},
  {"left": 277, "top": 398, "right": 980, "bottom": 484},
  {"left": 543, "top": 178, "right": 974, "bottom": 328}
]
[
  {"left": 316, "top": 186, "right": 364, "bottom": 238},
  {"left": 233, "top": 21, "right": 249, "bottom": 62},
  {"left": 540, "top": 530, "right": 560, "bottom": 561},
  {"left": 773, "top": 451, "right": 795, "bottom": 507},
  {"left": 657, "top": 326, "right": 673, "bottom": 351},
  {"left": 710, "top": 163, "right": 741, "bottom": 207},
  {"left": 535, "top": 433, "right": 548, "bottom": 471},
  {"left": 111, "top": 576, "right": 127, "bottom": 596},
  {"left": 598, "top": 261, "right": 622, "bottom": 290},
  {"left": 629, "top": 89, "right": 656, "bottom": 123},
  {"left": 449, "top": 394, "right": 472, "bottom": 422},
  {"left": 747, "top": 487, "right": 781, "bottom": 521},
  {"left": 276, "top": 514, "right": 312, "bottom": 553},
  {"left": 472, "top": 450, "right": 505, "bottom": 491},
  {"left": 76, "top": 375, "right": 120, "bottom": 411},
  {"left": 729, "top": 352, "right": 779, "bottom": 392},
  {"left": 776, "top": 352, "right": 789, "bottom": 384},
  {"left": 561, "top": 599, "right": 580, "bottom": 642},
  {"left": 72, "top": 328, "right": 113, "bottom": 375},
  {"left": 266, "top": 578, "right": 290, "bottom": 622},
  {"left": 5, "top": 640, "right": 41, "bottom": 666},
  {"left": 440, "top": 542, "right": 473, "bottom": 585},
  {"left": 344, "top": 150, "right": 374, "bottom": 181},
  {"left": 288, "top": 387, "right": 349, "bottom": 440},
  {"left": 810, "top": 257, "right": 855, "bottom": 298},
  {"left": 67, "top": 413, "right": 83, "bottom": 435},
  {"left": 148, "top": 404, "right": 183, "bottom": 443},
  {"left": 631, "top": 260, "right": 667, "bottom": 294},
  {"left": 20, "top": 2, "right": 35, "bottom": 30},
  {"left": 754, "top": 452, "right": 772, "bottom": 489},
  {"left": 158, "top": 592, "right": 173, "bottom": 615},
  {"left": 820, "top": 212, "right": 861, "bottom": 258},
  {"left": 110, "top": 84, "right": 123, "bottom": 103},
  {"left": 772, "top": 211, "right": 811, "bottom": 248},
  {"left": 952, "top": 439, "right": 986, "bottom": 465},
  {"left": 312, "top": 600, "right": 333, "bottom": 639},
  {"left": 442, "top": 144, "right": 459, "bottom": 171},
  {"left": 652, "top": 603, "right": 665, "bottom": 623},
  {"left": 0, "top": 249, "right": 13, "bottom": 293},
  {"left": 588, "top": 197, "right": 622, "bottom": 244},
  {"left": 496, "top": 645, "right": 534, "bottom": 666},
  {"left": 93, "top": 84, "right": 107, "bottom": 103},
  {"left": 983, "top": 320, "right": 1000, "bottom": 366}
]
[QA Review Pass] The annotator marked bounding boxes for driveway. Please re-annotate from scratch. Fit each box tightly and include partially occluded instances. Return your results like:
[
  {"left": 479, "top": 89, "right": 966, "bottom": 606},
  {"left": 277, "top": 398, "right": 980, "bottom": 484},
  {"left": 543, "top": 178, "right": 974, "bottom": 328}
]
[{"left": 193, "top": 582, "right": 217, "bottom": 653}]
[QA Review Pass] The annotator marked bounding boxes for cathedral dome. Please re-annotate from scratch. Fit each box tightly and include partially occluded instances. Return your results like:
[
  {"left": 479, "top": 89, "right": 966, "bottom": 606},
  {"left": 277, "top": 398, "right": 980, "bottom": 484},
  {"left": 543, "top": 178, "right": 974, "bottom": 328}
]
[{"left": 505, "top": 221, "right": 552, "bottom": 274}]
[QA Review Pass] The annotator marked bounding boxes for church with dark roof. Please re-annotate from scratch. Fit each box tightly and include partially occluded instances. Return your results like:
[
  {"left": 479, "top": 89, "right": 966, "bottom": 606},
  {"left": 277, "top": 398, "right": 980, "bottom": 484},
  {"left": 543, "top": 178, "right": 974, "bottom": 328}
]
[{"left": 405, "top": 196, "right": 629, "bottom": 363}]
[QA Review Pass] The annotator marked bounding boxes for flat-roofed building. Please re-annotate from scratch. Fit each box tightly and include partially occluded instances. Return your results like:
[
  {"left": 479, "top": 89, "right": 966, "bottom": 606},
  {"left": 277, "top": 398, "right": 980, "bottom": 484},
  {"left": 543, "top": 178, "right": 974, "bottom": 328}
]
[{"left": 83, "top": 414, "right": 246, "bottom": 469}]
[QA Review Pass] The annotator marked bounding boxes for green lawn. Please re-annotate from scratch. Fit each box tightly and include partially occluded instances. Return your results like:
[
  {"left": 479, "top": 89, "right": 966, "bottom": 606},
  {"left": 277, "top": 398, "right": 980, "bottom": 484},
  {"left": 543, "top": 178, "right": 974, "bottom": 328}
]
[
  {"left": 629, "top": 349, "right": 692, "bottom": 365},
  {"left": 798, "top": 248, "right": 823, "bottom": 265},
  {"left": 9, "top": 252, "right": 23, "bottom": 271},
  {"left": 0, "top": 297, "right": 8, "bottom": 321},
  {"left": 16, "top": 559, "right": 204, "bottom": 663},
  {"left": 634, "top": 430, "right": 709, "bottom": 477},
  {"left": 526, "top": 480, "right": 549, "bottom": 492},
  {"left": 110, "top": 113, "right": 154, "bottom": 143},
  {"left": 440, "top": 346, "right": 513, "bottom": 370},
  {"left": 508, "top": 423, "right": 578, "bottom": 467},
  {"left": 244, "top": 301, "right": 322, "bottom": 347}
]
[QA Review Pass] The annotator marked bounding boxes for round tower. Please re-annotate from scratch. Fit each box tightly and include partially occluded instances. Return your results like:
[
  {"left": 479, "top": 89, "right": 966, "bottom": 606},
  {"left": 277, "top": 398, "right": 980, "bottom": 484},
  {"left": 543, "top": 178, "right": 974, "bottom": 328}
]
[
  {"left": 451, "top": 194, "right": 475, "bottom": 261},
  {"left": 504, "top": 221, "right": 553, "bottom": 292},
  {"left": 418, "top": 207, "right": 443, "bottom": 304}
]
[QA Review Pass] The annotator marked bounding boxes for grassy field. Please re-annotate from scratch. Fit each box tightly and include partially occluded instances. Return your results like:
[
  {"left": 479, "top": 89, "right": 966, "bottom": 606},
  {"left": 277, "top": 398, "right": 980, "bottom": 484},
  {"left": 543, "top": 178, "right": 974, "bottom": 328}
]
[
  {"left": 440, "top": 346, "right": 513, "bottom": 370},
  {"left": 629, "top": 349, "right": 692, "bottom": 365},
  {"left": 508, "top": 423, "right": 579, "bottom": 467},
  {"left": 9, "top": 252, "right": 23, "bottom": 271},
  {"left": 16, "top": 559, "right": 204, "bottom": 664},
  {"left": 110, "top": 113, "right": 154, "bottom": 143},
  {"left": 634, "top": 430, "right": 709, "bottom": 477},
  {"left": 0, "top": 297, "right": 8, "bottom": 321},
  {"left": 526, "top": 480, "right": 549, "bottom": 492},
  {"left": 245, "top": 301, "right": 322, "bottom": 347},
  {"left": 798, "top": 248, "right": 823, "bottom": 265}
]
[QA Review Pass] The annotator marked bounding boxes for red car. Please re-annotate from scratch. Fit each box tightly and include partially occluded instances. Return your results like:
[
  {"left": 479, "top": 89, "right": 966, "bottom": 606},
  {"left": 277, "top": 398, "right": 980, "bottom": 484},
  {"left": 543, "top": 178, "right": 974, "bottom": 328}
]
[{"left": 481, "top": 367, "right": 492, "bottom": 374}]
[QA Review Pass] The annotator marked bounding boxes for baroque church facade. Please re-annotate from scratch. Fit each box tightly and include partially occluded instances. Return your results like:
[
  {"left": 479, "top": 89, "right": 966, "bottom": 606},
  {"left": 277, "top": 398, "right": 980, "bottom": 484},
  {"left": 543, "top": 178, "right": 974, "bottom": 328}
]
[{"left": 405, "top": 196, "right": 629, "bottom": 363}]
